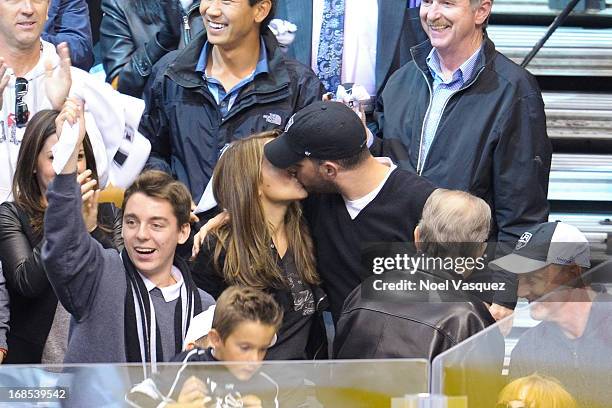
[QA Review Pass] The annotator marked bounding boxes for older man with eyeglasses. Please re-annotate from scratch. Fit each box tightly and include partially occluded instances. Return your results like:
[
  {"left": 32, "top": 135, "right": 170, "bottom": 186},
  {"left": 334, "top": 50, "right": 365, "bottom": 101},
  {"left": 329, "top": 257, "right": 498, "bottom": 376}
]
[{"left": 0, "top": 0, "right": 149, "bottom": 204}]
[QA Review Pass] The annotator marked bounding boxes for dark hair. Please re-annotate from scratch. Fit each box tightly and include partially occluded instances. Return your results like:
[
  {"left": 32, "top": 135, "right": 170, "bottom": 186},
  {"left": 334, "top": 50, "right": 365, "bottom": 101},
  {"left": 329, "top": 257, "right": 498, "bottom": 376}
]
[
  {"left": 317, "top": 144, "right": 370, "bottom": 170},
  {"left": 212, "top": 286, "right": 283, "bottom": 340},
  {"left": 12, "top": 110, "right": 99, "bottom": 237},
  {"left": 128, "top": 0, "right": 163, "bottom": 24},
  {"left": 250, "top": 0, "right": 276, "bottom": 30},
  {"left": 122, "top": 170, "right": 192, "bottom": 227}
]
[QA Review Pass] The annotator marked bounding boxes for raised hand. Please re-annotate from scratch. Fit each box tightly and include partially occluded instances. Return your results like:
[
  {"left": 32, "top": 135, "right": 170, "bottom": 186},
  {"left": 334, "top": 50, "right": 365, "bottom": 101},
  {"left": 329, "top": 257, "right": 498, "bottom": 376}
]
[
  {"left": 45, "top": 43, "right": 72, "bottom": 110},
  {"left": 56, "top": 97, "right": 87, "bottom": 175},
  {"left": 78, "top": 169, "right": 99, "bottom": 233},
  {"left": 191, "top": 211, "right": 230, "bottom": 260},
  {"left": 0, "top": 59, "right": 10, "bottom": 108},
  {"left": 54, "top": 97, "right": 86, "bottom": 144}
]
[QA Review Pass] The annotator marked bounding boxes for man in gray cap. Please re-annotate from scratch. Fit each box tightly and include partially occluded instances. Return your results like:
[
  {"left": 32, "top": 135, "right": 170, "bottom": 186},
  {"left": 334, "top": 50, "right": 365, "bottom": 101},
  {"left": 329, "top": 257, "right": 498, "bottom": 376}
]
[{"left": 490, "top": 221, "right": 612, "bottom": 408}]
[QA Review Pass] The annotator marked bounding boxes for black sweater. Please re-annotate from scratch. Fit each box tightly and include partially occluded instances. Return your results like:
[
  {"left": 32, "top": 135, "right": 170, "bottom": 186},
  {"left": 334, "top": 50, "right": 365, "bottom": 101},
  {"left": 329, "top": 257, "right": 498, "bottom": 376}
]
[{"left": 304, "top": 168, "right": 435, "bottom": 319}]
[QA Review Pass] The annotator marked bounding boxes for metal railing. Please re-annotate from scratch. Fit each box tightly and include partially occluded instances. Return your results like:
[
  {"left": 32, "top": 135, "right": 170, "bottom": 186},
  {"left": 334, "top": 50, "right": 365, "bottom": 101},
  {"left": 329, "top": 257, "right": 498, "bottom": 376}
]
[{"left": 488, "top": 25, "right": 612, "bottom": 75}]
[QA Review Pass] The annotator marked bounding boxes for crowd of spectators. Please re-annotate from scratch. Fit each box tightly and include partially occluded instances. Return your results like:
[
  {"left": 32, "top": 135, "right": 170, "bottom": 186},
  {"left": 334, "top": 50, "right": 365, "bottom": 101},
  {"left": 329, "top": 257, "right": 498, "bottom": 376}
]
[{"left": 0, "top": 0, "right": 609, "bottom": 406}]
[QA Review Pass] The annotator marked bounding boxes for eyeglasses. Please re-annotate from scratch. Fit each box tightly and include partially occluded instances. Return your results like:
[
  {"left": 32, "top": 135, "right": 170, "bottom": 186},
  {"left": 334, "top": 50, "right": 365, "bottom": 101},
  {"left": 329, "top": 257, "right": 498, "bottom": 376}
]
[{"left": 15, "top": 77, "right": 29, "bottom": 128}]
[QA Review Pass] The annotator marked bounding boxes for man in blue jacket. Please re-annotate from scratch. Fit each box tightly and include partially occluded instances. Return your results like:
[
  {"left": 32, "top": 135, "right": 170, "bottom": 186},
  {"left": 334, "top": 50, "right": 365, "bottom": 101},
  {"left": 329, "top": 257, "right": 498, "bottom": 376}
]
[
  {"left": 43, "top": 0, "right": 94, "bottom": 71},
  {"left": 139, "top": 0, "right": 323, "bottom": 208},
  {"left": 373, "top": 0, "right": 552, "bottom": 319}
]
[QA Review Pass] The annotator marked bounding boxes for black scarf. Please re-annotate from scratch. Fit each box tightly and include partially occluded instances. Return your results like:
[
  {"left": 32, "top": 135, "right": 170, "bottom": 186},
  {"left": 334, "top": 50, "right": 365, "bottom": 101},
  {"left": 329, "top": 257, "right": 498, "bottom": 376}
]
[{"left": 122, "top": 249, "right": 203, "bottom": 364}]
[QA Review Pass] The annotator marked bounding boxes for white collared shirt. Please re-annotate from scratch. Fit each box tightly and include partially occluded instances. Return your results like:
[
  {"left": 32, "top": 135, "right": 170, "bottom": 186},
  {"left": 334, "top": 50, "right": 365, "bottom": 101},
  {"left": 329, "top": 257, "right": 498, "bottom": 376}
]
[
  {"left": 138, "top": 266, "right": 184, "bottom": 303},
  {"left": 311, "top": 0, "right": 379, "bottom": 96},
  {"left": 344, "top": 157, "right": 397, "bottom": 219}
]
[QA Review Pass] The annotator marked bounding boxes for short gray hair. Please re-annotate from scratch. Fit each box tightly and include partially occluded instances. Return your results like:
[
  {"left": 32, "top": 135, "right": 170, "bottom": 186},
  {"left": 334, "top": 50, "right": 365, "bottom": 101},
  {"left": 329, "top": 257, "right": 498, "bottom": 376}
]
[
  {"left": 470, "top": 0, "right": 494, "bottom": 6},
  {"left": 417, "top": 189, "right": 491, "bottom": 258},
  {"left": 472, "top": 0, "right": 494, "bottom": 30}
]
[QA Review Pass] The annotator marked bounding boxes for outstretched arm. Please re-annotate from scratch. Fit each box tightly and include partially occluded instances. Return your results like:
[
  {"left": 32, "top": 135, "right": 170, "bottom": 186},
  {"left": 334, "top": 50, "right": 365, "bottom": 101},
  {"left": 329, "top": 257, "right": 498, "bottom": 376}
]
[{"left": 42, "top": 100, "right": 106, "bottom": 322}]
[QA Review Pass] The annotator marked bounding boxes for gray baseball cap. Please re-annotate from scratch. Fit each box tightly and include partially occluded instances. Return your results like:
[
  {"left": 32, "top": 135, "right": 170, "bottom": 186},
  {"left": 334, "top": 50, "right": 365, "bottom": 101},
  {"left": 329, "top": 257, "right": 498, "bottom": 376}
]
[{"left": 489, "top": 222, "right": 590, "bottom": 274}]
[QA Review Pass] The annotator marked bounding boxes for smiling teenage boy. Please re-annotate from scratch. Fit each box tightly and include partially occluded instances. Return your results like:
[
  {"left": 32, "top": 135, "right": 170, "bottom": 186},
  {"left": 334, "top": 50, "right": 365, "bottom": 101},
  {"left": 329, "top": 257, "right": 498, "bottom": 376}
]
[{"left": 42, "top": 100, "right": 215, "bottom": 364}]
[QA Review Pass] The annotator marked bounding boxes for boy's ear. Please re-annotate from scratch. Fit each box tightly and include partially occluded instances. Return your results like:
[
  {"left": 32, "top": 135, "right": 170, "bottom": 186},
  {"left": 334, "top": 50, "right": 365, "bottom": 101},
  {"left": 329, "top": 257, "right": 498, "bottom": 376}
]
[
  {"left": 208, "top": 329, "right": 222, "bottom": 349},
  {"left": 185, "top": 342, "right": 196, "bottom": 351},
  {"left": 177, "top": 223, "right": 191, "bottom": 245}
]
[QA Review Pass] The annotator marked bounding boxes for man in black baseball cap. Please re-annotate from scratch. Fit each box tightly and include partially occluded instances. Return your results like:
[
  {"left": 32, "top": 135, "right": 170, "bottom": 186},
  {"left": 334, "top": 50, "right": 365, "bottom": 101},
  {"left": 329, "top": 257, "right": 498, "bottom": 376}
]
[
  {"left": 265, "top": 101, "right": 437, "bottom": 320},
  {"left": 265, "top": 101, "right": 367, "bottom": 169},
  {"left": 265, "top": 101, "right": 370, "bottom": 194}
]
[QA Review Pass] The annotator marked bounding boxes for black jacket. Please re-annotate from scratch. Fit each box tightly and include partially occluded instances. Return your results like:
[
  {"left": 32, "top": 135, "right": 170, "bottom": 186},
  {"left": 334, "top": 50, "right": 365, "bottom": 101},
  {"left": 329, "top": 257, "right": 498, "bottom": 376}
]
[
  {"left": 375, "top": 37, "right": 551, "bottom": 244},
  {"left": 0, "top": 201, "right": 122, "bottom": 363},
  {"left": 375, "top": 37, "right": 552, "bottom": 307},
  {"left": 100, "top": 0, "right": 203, "bottom": 97},
  {"left": 139, "top": 29, "right": 324, "bottom": 203},
  {"left": 334, "top": 269, "right": 500, "bottom": 361}
]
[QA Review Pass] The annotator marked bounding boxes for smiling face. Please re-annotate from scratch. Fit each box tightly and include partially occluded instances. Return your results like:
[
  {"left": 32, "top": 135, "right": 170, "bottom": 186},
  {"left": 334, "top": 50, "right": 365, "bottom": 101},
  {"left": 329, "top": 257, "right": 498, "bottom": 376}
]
[
  {"left": 517, "top": 264, "right": 576, "bottom": 321},
  {"left": 419, "top": 0, "right": 491, "bottom": 62},
  {"left": 199, "top": 0, "right": 271, "bottom": 50},
  {"left": 122, "top": 193, "right": 190, "bottom": 280},
  {"left": 0, "top": 0, "right": 49, "bottom": 51},
  {"left": 209, "top": 320, "right": 276, "bottom": 381}
]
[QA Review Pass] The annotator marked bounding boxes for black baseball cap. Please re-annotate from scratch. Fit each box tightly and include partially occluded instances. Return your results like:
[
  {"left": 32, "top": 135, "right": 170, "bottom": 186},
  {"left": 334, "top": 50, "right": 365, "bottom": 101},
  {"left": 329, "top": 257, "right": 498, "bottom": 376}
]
[{"left": 264, "top": 101, "right": 367, "bottom": 168}]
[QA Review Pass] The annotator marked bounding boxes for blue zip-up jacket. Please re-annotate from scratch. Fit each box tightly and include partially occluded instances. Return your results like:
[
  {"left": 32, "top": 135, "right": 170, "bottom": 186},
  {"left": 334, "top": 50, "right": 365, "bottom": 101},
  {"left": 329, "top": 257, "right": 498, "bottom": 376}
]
[
  {"left": 374, "top": 37, "right": 552, "bottom": 307},
  {"left": 139, "top": 29, "right": 324, "bottom": 204}
]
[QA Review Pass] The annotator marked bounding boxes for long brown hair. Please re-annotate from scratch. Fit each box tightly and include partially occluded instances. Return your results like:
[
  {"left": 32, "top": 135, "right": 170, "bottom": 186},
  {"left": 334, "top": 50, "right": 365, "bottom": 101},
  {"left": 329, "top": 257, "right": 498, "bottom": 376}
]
[
  {"left": 12, "top": 110, "right": 98, "bottom": 237},
  {"left": 211, "top": 132, "right": 319, "bottom": 290}
]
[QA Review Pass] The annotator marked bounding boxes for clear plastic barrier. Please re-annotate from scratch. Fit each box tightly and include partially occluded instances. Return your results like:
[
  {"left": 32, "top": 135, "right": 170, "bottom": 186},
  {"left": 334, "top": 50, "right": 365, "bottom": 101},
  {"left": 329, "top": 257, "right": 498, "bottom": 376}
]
[
  {"left": 432, "top": 259, "right": 612, "bottom": 408},
  {"left": 0, "top": 359, "right": 428, "bottom": 407}
]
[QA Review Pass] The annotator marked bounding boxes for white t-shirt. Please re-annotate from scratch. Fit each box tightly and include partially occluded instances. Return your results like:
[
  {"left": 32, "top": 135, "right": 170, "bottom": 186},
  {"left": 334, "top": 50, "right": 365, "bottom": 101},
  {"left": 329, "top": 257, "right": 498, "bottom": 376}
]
[
  {"left": 180, "top": 0, "right": 194, "bottom": 11},
  {"left": 344, "top": 157, "right": 397, "bottom": 219},
  {"left": 139, "top": 266, "right": 184, "bottom": 302},
  {"left": 0, "top": 41, "right": 149, "bottom": 203}
]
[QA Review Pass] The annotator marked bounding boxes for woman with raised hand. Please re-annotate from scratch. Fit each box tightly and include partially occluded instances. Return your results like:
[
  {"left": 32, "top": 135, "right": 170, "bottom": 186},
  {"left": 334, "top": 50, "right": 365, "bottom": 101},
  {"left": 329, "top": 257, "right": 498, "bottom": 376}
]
[
  {"left": 0, "top": 101, "right": 122, "bottom": 364},
  {"left": 191, "top": 131, "right": 327, "bottom": 360}
]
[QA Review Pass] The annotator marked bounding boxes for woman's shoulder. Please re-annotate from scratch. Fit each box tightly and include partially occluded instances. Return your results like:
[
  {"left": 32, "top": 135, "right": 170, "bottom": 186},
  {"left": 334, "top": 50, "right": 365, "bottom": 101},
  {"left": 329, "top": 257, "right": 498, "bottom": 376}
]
[
  {"left": 0, "top": 201, "right": 19, "bottom": 214},
  {"left": 0, "top": 202, "right": 27, "bottom": 226}
]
